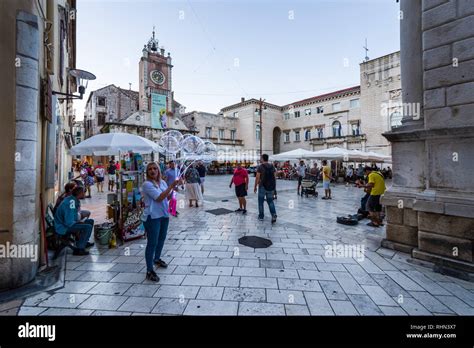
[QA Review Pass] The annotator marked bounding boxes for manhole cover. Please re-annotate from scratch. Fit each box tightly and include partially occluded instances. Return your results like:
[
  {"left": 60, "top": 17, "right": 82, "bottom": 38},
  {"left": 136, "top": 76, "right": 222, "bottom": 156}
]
[
  {"left": 205, "top": 208, "right": 234, "bottom": 215},
  {"left": 238, "top": 236, "right": 272, "bottom": 248}
]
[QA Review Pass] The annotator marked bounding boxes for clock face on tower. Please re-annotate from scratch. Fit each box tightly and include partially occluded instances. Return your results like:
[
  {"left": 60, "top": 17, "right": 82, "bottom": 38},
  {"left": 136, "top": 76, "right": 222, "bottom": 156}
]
[{"left": 150, "top": 70, "right": 165, "bottom": 85}]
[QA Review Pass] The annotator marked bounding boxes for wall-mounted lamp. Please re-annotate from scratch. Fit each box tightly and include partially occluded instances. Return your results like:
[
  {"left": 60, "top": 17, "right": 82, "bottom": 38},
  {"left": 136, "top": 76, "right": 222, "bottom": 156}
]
[{"left": 53, "top": 68, "right": 96, "bottom": 100}]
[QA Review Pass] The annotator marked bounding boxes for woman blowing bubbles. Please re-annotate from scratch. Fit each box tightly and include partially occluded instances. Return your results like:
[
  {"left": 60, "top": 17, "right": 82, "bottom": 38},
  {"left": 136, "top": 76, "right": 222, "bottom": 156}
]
[{"left": 141, "top": 162, "right": 182, "bottom": 282}]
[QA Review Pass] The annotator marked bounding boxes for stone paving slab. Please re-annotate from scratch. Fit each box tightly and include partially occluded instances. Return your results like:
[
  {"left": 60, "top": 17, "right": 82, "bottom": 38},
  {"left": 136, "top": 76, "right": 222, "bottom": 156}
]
[
  {"left": 9, "top": 176, "right": 474, "bottom": 316},
  {"left": 184, "top": 300, "right": 239, "bottom": 315}
]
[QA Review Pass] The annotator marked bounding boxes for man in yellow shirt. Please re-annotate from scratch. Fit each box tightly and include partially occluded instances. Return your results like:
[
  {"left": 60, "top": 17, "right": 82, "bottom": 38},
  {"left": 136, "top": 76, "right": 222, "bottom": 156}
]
[
  {"left": 321, "top": 160, "right": 333, "bottom": 200},
  {"left": 364, "top": 166, "right": 386, "bottom": 227}
]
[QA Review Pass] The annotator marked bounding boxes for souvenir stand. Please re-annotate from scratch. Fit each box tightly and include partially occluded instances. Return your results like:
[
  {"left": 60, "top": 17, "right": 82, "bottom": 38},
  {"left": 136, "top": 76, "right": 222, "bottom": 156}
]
[
  {"left": 114, "top": 151, "right": 146, "bottom": 242},
  {"left": 69, "top": 133, "right": 161, "bottom": 245}
]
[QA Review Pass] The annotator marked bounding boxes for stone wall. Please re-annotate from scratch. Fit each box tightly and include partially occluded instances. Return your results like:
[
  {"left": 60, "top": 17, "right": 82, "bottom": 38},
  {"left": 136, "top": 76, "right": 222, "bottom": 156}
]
[
  {"left": 382, "top": 0, "right": 474, "bottom": 278},
  {"left": 0, "top": 7, "right": 40, "bottom": 289}
]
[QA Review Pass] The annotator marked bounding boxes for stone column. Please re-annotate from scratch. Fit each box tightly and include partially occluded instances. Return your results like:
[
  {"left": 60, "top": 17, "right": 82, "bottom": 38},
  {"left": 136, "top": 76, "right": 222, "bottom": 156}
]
[
  {"left": 399, "top": 0, "right": 424, "bottom": 126},
  {"left": 382, "top": 0, "right": 425, "bottom": 254}
]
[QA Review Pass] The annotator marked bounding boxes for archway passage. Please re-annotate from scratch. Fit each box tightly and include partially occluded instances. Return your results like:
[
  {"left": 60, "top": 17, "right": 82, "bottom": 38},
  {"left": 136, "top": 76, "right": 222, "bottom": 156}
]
[{"left": 273, "top": 127, "right": 281, "bottom": 154}]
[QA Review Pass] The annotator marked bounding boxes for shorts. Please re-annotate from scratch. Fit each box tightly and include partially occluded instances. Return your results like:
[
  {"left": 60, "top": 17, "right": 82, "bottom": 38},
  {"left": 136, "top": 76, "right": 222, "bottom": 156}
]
[
  {"left": 367, "top": 195, "right": 382, "bottom": 212},
  {"left": 323, "top": 181, "right": 330, "bottom": 190},
  {"left": 96, "top": 177, "right": 104, "bottom": 183},
  {"left": 200, "top": 177, "right": 205, "bottom": 185},
  {"left": 108, "top": 174, "right": 116, "bottom": 182},
  {"left": 235, "top": 184, "right": 247, "bottom": 198}
]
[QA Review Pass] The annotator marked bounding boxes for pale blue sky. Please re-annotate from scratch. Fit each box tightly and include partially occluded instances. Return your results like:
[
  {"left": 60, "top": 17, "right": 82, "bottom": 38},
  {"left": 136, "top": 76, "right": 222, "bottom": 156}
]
[{"left": 75, "top": 0, "right": 400, "bottom": 119}]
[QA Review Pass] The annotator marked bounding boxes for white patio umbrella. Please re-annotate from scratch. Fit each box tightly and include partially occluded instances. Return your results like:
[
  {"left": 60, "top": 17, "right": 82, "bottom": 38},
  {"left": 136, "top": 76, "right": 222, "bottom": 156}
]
[
  {"left": 69, "top": 133, "right": 162, "bottom": 156},
  {"left": 364, "top": 151, "right": 392, "bottom": 162},
  {"left": 347, "top": 149, "right": 371, "bottom": 161},
  {"left": 270, "top": 148, "right": 317, "bottom": 161},
  {"left": 310, "top": 147, "right": 352, "bottom": 160}
]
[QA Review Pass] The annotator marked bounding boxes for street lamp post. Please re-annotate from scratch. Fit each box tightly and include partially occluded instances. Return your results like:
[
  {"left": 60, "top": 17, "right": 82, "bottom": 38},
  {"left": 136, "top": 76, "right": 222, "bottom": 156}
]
[{"left": 256, "top": 98, "right": 266, "bottom": 158}]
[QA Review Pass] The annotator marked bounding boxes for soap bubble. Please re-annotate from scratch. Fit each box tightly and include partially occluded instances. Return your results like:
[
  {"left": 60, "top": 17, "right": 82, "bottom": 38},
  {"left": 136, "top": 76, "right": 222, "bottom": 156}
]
[
  {"left": 179, "top": 133, "right": 193, "bottom": 147},
  {"left": 201, "top": 140, "right": 217, "bottom": 155},
  {"left": 181, "top": 135, "right": 204, "bottom": 155},
  {"left": 159, "top": 134, "right": 180, "bottom": 154},
  {"left": 163, "top": 130, "right": 184, "bottom": 145}
]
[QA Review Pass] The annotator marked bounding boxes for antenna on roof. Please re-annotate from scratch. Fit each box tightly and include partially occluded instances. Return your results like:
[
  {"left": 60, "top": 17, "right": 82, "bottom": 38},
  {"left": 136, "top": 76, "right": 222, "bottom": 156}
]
[{"left": 363, "top": 38, "right": 370, "bottom": 62}]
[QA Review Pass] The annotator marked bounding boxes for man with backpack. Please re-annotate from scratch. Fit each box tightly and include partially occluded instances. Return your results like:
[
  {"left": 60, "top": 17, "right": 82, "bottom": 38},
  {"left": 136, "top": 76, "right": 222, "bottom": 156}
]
[{"left": 254, "top": 154, "right": 277, "bottom": 223}]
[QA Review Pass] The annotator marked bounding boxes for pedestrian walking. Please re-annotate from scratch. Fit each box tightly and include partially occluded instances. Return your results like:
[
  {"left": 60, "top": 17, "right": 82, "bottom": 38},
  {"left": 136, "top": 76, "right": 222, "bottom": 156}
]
[
  {"left": 254, "top": 154, "right": 277, "bottom": 223},
  {"left": 164, "top": 161, "right": 180, "bottom": 217},
  {"left": 107, "top": 160, "right": 117, "bottom": 191},
  {"left": 184, "top": 164, "right": 203, "bottom": 207},
  {"left": 196, "top": 161, "right": 206, "bottom": 195},
  {"left": 141, "top": 162, "right": 181, "bottom": 282},
  {"left": 80, "top": 162, "right": 94, "bottom": 198},
  {"left": 94, "top": 162, "right": 105, "bottom": 193},
  {"left": 321, "top": 160, "right": 332, "bottom": 200},
  {"left": 309, "top": 162, "right": 319, "bottom": 180},
  {"left": 296, "top": 160, "right": 307, "bottom": 195},
  {"left": 346, "top": 165, "right": 354, "bottom": 183},
  {"left": 230, "top": 163, "right": 249, "bottom": 214}
]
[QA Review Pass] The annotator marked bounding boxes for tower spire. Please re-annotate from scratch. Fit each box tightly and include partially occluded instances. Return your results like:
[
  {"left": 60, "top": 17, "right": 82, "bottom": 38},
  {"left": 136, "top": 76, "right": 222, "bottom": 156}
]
[
  {"left": 147, "top": 26, "right": 158, "bottom": 52},
  {"left": 363, "top": 38, "right": 370, "bottom": 62}
]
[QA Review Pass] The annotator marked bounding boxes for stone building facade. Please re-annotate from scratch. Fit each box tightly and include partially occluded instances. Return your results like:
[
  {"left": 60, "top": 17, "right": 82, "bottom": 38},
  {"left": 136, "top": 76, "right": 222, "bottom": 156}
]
[
  {"left": 360, "top": 52, "right": 402, "bottom": 154},
  {"left": 216, "top": 51, "right": 401, "bottom": 158},
  {"left": 0, "top": 0, "right": 78, "bottom": 289},
  {"left": 180, "top": 111, "right": 244, "bottom": 151},
  {"left": 84, "top": 84, "right": 139, "bottom": 138},
  {"left": 282, "top": 87, "right": 363, "bottom": 153},
  {"left": 382, "top": 0, "right": 474, "bottom": 278}
]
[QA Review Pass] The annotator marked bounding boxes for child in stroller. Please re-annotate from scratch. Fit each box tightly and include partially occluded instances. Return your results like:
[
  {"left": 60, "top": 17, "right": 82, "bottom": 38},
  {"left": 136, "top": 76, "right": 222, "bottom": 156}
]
[{"left": 300, "top": 174, "right": 318, "bottom": 197}]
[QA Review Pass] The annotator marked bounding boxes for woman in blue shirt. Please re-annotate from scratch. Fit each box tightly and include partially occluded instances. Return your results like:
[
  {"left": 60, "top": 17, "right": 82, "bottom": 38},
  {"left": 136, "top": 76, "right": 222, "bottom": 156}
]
[{"left": 142, "top": 162, "right": 181, "bottom": 282}]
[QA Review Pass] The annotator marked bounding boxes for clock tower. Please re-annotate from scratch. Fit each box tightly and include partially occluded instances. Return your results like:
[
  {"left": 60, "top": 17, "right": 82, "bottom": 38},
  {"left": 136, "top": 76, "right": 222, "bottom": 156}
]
[{"left": 139, "top": 28, "right": 173, "bottom": 115}]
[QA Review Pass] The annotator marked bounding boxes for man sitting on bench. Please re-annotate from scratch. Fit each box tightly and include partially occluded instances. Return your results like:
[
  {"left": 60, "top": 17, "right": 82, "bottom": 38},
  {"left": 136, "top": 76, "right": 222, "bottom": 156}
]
[{"left": 54, "top": 186, "right": 94, "bottom": 256}]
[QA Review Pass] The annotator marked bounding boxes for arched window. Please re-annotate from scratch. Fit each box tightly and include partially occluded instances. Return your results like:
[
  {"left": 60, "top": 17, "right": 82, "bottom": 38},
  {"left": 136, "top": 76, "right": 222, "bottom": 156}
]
[
  {"left": 304, "top": 129, "right": 311, "bottom": 141},
  {"left": 332, "top": 121, "right": 342, "bottom": 137},
  {"left": 256, "top": 124, "right": 261, "bottom": 141},
  {"left": 390, "top": 112, "right": 402, "bottom": 129},
  {"left": 351, "top": 122, "right": 361, "bottom": 136}
]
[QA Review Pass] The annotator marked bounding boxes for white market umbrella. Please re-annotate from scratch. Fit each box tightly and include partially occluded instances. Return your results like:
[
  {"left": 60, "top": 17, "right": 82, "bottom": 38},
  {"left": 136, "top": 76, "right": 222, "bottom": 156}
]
[
  {"left": 364, "top": 151, "right": 392, "bottom": 162},
  {"left": 69, "top": 132, "right": 162, "bottom": 156},
  {"left": 310, "top": 147, "right": 352, "bottom": 160},
  {"left": 270, "top": 148, "right": 318, "bottom": 161},
  {"left": 347, "top": 149, "right": 371, "bottom": 161}
]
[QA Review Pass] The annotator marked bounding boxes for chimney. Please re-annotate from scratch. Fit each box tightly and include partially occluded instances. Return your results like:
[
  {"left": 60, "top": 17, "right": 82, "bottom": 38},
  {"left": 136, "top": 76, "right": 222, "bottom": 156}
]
[{"left": 241, "top": 97, "right": 245, "bottom": 103}]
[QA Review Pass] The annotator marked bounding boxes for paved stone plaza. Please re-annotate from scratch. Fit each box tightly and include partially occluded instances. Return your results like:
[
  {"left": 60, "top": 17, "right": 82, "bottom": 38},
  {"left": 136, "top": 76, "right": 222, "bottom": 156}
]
[{"left": 6, "top": 175, "right": 474, "bottom": 316}]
